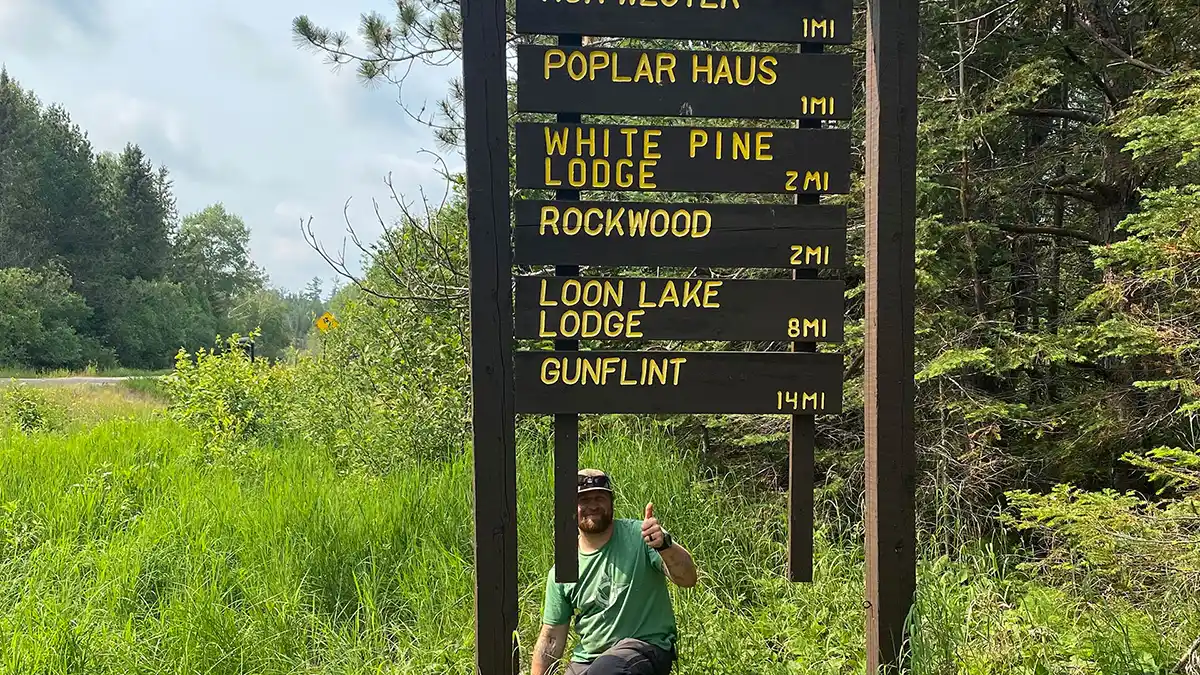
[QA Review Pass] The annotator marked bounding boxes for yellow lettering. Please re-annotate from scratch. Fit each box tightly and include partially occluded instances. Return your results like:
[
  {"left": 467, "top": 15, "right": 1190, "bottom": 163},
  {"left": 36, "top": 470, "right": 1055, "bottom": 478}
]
[
  {"left": 581, "top": 281, "right": 603, "bottom": 307},
  {"left": 658, "top": 281, "right": 680, "bottom": 308},
  {"left": 656, "top": 53, "right": 676, "bottom": 83},
  {"left": 682, "top": 280, "right": 704, "bottom": 308},
  {"left": 638, "top": 282, "right": 654, "bottom": 308},
  {"left": 584, "top": 208, "right": 604, "bottom": 236},
  {"left": 735, "top": 56, "right": 755, "bottom": 86},
  {"left": 714, "top": 56, "right": 733, "bottom": 85},
  {"left": 689, "top": 129, "right": 708, "bottom": 157},
  {"left": 605, "top": 208, "right": 626, "bottom": 235},
  {"left": 567, "top": 51, "right": 587, "bottom": 80},
  {"left": 634, "top": 53, "right": 655, "bottom": 82},
  {"left": 539, "top": 279, "right": 558, "bottom": 307},
  {"left": 603, "top": 280, "right": 623, "bottom": 306},
  {"left": 540, "top": 358, "right": 560, "bottom": 384},
  {"left": 755, "top": 132, "right": 773, "bottom": 160},
  {"left": 581, "top": 357, "right": 603, "bottom": 385},
  {"left": 629, "top": 209, "right": 650, "bottom": 236},
  {"left": 648, "top": 359, "right": 667, "bottom": 385},
  {"left": 615, "top": 159, "right": 635, "bottom": 188},
  {"left": 803, "top": 318, "right": 826, "bottom": 338},
  {"left": 563, "top": 208, "right": 582, "bottom": 235},
  {"left": 562, "top": 279, "right": 582, "bottom": 306},
  {"left": 575, "top": 127, "right": 596, "bottom": 156},
  {"left": 670, "top": 210, "right": 690, "bottom": 237},
  {"left": 806, "top": 246, "right": 829, "bottom": 265},
  {"left": 759, "top": 56, "right": 777, "bottom": 86},
  {"left": 537, "top": 207, "right": 712, "bottom": 239},
  {"left": 545, "top": 158, "right": 562, "bottom": 187},
  {"left": 560, "top": 312, "right": 580, "bottom": 337},
  {"left": 610, "top": 52, "right": 632, "bottom": 83},
  {"left": 620, "top": 359, "right": 637, "bottom": 385},
  {"left": 540, "top": 206, "right": 560, "bottom": 235},
  {"left": 544, "top": 49, "right": 566, "bottom": 80},
  {"left": 650, "top": 210, "right": 670, "bottom": 237},
  {"left": 620, "top": 127, "right": 638, "bottom": 155},
  {"left": 545, "top": 127, "right": 569, "bottom": 155},
  {"left": 539, "top": 312, "right": 554, "bottom": 338},
  {"left": 588, "top": 51, "right": 610, "bottom": 81},
  {"left": 643, "top": 130, "right": 661, "bottom": 160},
  {"left": 803, "top": 171, "right": 829, "bottom": 191},
  {"left": 702, "top": 281, "right": 722, "bottom": 307},
  {"left": 562, "top": 358, "right": 581, "bottom": 385},
  {"left": 626, "top": 310, "right": 644, "bottom": 338},
  {"left": 639, "top": 161, "right": 656, "bottom": 189},
  {"left": 732, "top": 131, "right": 751, "bottom": 160},
  {"left": 692, "top": 54, "right": 713, "bottom": 84},
  {"left": 603, "top": 357, "right": 621, "bottom": 386}
]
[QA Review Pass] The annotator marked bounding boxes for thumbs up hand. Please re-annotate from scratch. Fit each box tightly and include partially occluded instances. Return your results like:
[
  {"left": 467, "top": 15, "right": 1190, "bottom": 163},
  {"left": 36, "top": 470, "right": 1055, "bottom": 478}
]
[{"left": 642, "top": 502, "right": 665, "bottom": 550}]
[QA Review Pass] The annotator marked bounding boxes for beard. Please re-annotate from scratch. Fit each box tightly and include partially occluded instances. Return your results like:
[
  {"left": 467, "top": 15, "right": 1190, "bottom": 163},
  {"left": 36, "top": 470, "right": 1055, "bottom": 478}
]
[{"left": 578, "top": 508, "right": 613, "bottom": 534}]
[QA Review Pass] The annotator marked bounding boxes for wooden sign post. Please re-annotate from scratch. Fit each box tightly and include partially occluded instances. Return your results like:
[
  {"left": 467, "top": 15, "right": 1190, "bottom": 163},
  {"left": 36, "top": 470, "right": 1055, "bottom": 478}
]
[
  {"left": 461, "top": 0, "right": 916, "bottom": 671},
  {"left": 864, "top": 0, "right": 919, "bottom": 671}
]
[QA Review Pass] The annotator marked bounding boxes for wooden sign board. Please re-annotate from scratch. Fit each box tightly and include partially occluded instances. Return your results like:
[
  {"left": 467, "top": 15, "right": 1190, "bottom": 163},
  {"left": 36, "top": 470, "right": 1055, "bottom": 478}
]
[
  {"left": 515, "top": 350, "right": 844, "bottom": 414},
  {"left": 514, "top": 0, "right": 853, "bottom": 45},
  {"left": 517, "top": 45, "right": 852, "bottom": 120},
  {"left": 516, "top": 123, "right": 851, "bottom": 194},
  {"left": 513, "top": 200, "right": 847, "bottom": 269},
  {"left": 515, "top": 276, "right": 845, "bottom": 342}
]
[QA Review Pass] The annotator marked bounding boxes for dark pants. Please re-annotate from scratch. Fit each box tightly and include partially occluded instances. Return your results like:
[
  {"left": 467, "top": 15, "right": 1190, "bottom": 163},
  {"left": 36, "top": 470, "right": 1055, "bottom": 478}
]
[{"left": 564, "top": 638, "right": 674, "bottom": 675}]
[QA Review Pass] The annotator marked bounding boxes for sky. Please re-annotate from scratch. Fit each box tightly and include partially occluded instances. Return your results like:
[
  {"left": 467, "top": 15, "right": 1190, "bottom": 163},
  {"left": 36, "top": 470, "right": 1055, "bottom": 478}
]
[{"left": 0, "top": 0, "right": 461, "bottom": 293}]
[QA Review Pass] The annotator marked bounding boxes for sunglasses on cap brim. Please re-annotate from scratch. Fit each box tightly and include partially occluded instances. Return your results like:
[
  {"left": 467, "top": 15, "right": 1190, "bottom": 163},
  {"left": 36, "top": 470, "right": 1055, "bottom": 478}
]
[{"left": 578, "top": 475, "right": 612, "bottom": 491}]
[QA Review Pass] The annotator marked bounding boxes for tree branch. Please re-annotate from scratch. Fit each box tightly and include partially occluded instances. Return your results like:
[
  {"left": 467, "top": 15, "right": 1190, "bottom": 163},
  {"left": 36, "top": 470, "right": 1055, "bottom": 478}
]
[
  {"left": 990, "top": 222, "right": 1105, "bottom": 245},
  {"left": 1009, "top": 108, "right": 1104, "bottom": 125},
  {"left": 1074, "top": 12, "right": 1170, "bottom": 77},
  {"left": 1062, "top": 45, "right": 1121, "bottom": 108}
]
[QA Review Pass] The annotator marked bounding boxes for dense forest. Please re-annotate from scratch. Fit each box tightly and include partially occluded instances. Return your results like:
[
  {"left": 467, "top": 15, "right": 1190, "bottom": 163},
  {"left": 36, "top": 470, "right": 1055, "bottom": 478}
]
[
  {"left": 0, "top": 69, "right": 328, "bottom": 371},
  {"left": 286, "top": 0, "right": 1200, "bottom": 598}
]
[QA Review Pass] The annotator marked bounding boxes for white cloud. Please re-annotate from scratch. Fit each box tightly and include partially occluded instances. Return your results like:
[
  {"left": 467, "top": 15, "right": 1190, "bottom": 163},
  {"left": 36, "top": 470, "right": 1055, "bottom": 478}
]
[
  {"left": 1, "top": 0, "right": 458, "bottom": 292},
  {"left": 86, "top": 92, "right": 189, "bottom": 150}
]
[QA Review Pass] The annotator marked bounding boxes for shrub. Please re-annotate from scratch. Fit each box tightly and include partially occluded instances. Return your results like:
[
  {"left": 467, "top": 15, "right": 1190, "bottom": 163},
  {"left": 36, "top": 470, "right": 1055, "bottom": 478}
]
[
  {"left": 0, "top": 384, "right": 64, "bottom": 433},
  {"left": 161, "top": 333, "right": 290, "bottom": 451}
]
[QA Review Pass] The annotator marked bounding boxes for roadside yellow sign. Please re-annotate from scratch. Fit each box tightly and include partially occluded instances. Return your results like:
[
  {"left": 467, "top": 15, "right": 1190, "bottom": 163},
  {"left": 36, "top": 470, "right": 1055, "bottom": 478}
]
[{"left": 316, "top": 312, "right": 339, "bottom": 333}]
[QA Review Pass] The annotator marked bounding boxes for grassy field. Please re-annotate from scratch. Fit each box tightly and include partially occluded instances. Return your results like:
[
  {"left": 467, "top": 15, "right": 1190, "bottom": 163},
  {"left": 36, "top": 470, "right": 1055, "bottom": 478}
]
[{"left": 0, "top": 393, "right": 1196, "bottom": 674}]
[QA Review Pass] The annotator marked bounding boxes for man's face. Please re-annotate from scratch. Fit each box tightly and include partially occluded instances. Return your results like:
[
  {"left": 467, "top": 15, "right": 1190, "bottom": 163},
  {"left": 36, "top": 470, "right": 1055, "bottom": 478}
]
[{"left": 577, "top": 491, "right": 613, "bottom": 534}]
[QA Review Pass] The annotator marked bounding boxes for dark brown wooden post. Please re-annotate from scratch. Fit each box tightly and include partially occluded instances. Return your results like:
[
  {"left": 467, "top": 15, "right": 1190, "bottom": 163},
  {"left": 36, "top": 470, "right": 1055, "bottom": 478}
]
[
  {"left": 864, "top": 0, "right": 919, "bottom": 671},
  {"left": 553, "top": 32, "right": 582, "bottom": 586},
  {"left": 788, "top": 38, "right": 824, "bottom": 585},
  {"left": 462, "top": 0, "right": 518, "bottom": 671}
]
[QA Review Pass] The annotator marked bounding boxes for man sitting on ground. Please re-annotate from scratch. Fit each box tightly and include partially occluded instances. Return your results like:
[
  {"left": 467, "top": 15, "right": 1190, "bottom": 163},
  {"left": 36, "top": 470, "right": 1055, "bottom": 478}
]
[{"left": 531, "top": 469, "right": 698, "bottom": 675}]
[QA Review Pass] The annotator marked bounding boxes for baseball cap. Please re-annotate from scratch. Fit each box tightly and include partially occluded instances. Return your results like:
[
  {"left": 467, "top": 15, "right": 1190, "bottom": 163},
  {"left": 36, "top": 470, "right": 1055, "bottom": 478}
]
[{"left": 577, "top": 468, "right": 613, "bottom": 495}]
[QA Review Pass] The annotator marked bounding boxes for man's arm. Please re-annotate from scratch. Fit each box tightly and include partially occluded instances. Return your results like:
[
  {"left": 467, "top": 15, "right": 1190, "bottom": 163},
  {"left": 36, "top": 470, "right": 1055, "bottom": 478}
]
[
  {"left": 642, "top": 503, "right": 699, "bottom": 588},
  {"left": 531, "top": 623, "right": 569, "bottom": 675},
  {"left": 657, "top": 541, "right": 698, "bottom": 588}
]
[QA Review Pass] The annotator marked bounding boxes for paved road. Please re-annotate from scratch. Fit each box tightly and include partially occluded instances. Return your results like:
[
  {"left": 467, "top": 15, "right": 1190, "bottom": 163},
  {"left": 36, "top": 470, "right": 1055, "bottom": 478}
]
[{"left": 7, "top": 376, "right": 133, "bottom": 387}]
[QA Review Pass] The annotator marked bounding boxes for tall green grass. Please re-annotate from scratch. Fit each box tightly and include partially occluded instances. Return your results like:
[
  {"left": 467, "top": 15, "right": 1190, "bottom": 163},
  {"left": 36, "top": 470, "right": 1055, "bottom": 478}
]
[{"left": 0, "top": 416, "right": 1195, "bottom": 674}]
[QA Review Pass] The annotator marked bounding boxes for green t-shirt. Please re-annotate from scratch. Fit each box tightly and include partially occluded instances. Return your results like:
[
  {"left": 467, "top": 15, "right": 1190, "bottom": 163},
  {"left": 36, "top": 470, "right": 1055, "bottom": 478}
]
[{"left": 542, "top": 518, "right": 677, "bottom": 662}]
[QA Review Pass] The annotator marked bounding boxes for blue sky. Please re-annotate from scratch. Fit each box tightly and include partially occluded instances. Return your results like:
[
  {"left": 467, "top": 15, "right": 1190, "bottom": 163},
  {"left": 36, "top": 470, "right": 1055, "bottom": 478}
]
[{"left": 0, "top": 0, "right": 461, "bottom": 293}]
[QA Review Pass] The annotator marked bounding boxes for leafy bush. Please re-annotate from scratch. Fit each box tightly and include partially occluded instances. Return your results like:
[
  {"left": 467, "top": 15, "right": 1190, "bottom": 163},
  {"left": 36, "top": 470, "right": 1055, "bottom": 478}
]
[
  {"left": 0, "top": 384, "right": 64, "bottom": 433},
  {"left": 161, "top": 333, "right": 290, "bottom": 452},
  {"left": 1002, "top": 445, "right": 1200, "bottom": 601},
  {"left": 0, "top": 266, "right": 92, "bottom": 370}
]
